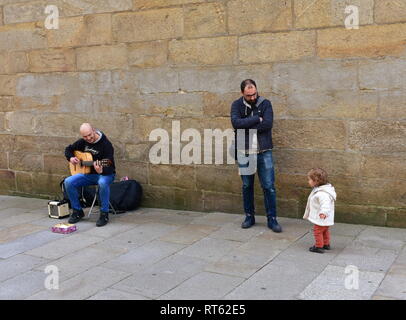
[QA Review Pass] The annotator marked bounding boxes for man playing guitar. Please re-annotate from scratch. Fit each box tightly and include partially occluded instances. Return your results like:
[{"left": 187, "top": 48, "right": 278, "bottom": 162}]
[{"left": 64, "top": 123, "right": 116, "bottom": 227}]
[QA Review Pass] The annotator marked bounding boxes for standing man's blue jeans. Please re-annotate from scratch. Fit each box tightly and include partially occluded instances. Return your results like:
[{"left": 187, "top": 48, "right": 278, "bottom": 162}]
[
  {"left": 238, "top": 150, "right": 277, "bottom": 218},
  {"left": 64, "top": 174, "right": 115, "bottom": 213}
]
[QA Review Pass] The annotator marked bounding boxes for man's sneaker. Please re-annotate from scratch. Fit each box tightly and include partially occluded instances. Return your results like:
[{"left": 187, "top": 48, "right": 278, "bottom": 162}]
[
  {"left": 68, "top": 209, "right": 84, "bottom": 224},
  {"left": 323, "top": 244, "right": 331, "bottom": 250},
  {"left": 309, "top": 246, "right": 324, "bottom": 254},
  {"left": 96, "top": 211, "right": 109, "bottom": 227},
  {"left": 241, "top": 214, "right": 255, "bottom": 229},
  {"left": 267, "top": 217, "right": 282, "bottom": 233}
]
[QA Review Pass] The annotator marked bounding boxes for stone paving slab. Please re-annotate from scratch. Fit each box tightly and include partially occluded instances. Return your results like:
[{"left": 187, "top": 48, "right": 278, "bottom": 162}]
[
  {"left": 112, "top": 254, "right": 208, "bottom": 299},
  {"left": 397, "top": 247, "right": 406, "bottom": 264},
  {"left": 298, "top": 265, "right": 386, "bottom": 300},
  {"left": 224, "top": 259, "right": 320, "bottom": 300},
  {"left": 0, "top": 230, "right": 62, "bottom": 259},
  {"left": 25, "top": 233, "right": 105, "bottom": 260},
  {"left": 329, "top": 223, "right": 368, "bottom": 237},
  {"left": 102, "top": 240, "right": 186, "bottom": 273},
  {"left": 387, "top": 262, "right": 406, "bottom": 277},
  {"left": 204, "top": 246, "right": 281, "bottom": 279},
  {"left": 258, "top": 218, "right": 310, "bottom": 242},
  {"left": 0, "top": 224, "right": 47, "bottom": 244},
  {"left": 0, "top": 195, "right": 405, "bottom": 300},
  {"left": 82, "top": 221, "right": 138, "bottom": 239},
  {"left": 28, "top": 266, "right": 131, "bottom": 300},
  {"left": 0, "top": 197, "right": 48, "bottom": 210},
  {"left": 359, "top": 226, "right": 406, "bottom": 242},
  {"left": 238, "top": 236, "right": 292, "bottom": 253},
  {"left": 158, "top": 224, "right": 220, "bottom": 245},
  {"left": 178, "top": 237, "right": 243, "bottom": 262},
  {"left": 209, "top": 221, "right": 265, "bottom": 242},
  {"left": 330, "top": 243, "right": 398, "bottom": 272},
  {"left": 352, "top": 227, "right": 406, "bottom": 251},
  {"left": 89, "top": 238, "right": 131, "bottom": 254},
  {"left": 191, "top": 212, "right": 241, "bottom": 226},
  {"left": 88, "top": 288, "right": 151, "bottom": 300},
  {"left": 373, "top": 269, "right": 406, "bottom": 300},
  {"left": 0, "top": 270, "right": 49, "bottom": 300},
  {"left": 105, "top": 222, "right": 180, "bottom": 251},
  {"left": 115, "top": 209, "right": 202, "bottom": 226},
  {"left": 372, "top": 247, "right": 406, "bottom": 299},
  {"left": 372, "top": 295, "right": 399, "bottom": 300},
  {"left": 33, "top": 244, "right": 129, "bottom": 282},
  {"left": 0, "top": 254, "right": 48, "bottom": 282},
  {"left": 273, "top": 234, "right": 355, "bottom": 274},
  {"left": 1, "top": 212, "right": 45, "bottom": 228},
  {"left": 160, "top": 271, "right": 245, "bottom": 300},
  {"left": 113, "top": 211, "right": 165, "bottom": 225},
  {"left": 0, "top": 208, "right": 35, "bottom": 217},
  {"left": 156, "top": 211, "right": 208, "bottom": 226}
]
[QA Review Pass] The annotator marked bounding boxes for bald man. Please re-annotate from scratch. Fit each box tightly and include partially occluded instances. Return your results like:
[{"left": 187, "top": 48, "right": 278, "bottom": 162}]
[{"left": 64, "top": 123, "right": 116, "bottom": 227}]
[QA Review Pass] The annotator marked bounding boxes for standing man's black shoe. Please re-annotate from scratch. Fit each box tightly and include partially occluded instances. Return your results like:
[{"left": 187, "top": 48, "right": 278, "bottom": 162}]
[
  {"left": 309, "top": 246, "right": 324, "bottom": 254},
  {"left": 267, "top": 216, "right": 282, "bottom": 233},
  {"left": 96, "top": 211, "right": 109, "bottom": 227},
  {"left": 241, "top": 214, "right": 255, "bottom": 229},
  {"left": 323, "top": 244, "right": 331, "bottom": 250},
  {"left": 68, "top": 209, "right": 84, "bottom": 224}
]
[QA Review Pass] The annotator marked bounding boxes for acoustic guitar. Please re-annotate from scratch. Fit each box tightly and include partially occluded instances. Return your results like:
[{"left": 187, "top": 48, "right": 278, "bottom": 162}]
[{"left": 69, "top": 150, "right": 112, "bottom": 175}]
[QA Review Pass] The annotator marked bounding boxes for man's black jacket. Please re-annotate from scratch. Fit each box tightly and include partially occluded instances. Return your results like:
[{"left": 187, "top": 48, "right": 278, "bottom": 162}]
[{"left": 230, "top": 96, "right": 274, "bottom": 155}]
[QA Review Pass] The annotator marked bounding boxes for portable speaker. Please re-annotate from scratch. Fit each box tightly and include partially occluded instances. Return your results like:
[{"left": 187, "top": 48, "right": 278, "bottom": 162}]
[{"left": 48, "top": 200, "right": 70, "bottom": 219}]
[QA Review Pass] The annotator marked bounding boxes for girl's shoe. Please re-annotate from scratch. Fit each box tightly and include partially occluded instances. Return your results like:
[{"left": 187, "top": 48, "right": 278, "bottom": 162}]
[
  {"left": 309, "top": 246, "right": 324, "bottom": 254},
  {"left": 323, "top": 244, "right": 331, "bottom": 250}
]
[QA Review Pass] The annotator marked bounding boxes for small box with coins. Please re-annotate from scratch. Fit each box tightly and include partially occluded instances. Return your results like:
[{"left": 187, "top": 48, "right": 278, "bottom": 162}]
[{"left": 51, "top": 223, "right": 77, "bottom": 234}]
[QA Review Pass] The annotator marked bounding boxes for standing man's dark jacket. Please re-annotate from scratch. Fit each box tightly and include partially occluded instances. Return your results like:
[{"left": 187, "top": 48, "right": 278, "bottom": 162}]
[
  {"left": 65, "top": 131, "right": 116, "bottom": 176},
  {"left": 231, "top": 96, "right": 274, "bottom": 154}
]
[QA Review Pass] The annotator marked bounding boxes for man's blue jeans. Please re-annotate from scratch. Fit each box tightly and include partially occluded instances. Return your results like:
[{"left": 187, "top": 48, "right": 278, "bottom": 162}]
[
  {"left": 238, "top": 150, "right": 277, "bottom": 218},
  {"left": 64, "top": 174, "right": 115, "bottom": 213}
]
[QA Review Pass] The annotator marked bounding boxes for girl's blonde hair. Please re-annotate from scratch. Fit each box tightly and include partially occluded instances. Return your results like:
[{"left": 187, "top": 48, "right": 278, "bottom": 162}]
[{"left": 308, "top": 168, "right": 328, "bottom": 187}]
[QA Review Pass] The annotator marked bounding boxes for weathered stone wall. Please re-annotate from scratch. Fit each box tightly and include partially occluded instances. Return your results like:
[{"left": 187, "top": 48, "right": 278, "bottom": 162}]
[{"left": 0, "top": 0, "right": 405, "bottom": 227}]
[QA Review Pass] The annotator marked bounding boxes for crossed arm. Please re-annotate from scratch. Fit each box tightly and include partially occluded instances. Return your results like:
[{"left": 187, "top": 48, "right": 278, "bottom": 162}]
[{"left": 230, "top": 100, "right": 274, "bottom": 132}]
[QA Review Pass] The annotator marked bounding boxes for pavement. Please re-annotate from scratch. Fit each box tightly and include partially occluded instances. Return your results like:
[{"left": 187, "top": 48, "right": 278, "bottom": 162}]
[{"left": 0, "top": 195, "right": 405, "bottom": 300}]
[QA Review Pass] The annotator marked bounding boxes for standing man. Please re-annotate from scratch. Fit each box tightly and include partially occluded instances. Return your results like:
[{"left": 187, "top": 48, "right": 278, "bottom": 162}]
[
  {"left": 64, "top": 123, "right": 116, "bottom": 227},
  {"left": 231, "top": 79, "right": 282, "bottom": 232}
]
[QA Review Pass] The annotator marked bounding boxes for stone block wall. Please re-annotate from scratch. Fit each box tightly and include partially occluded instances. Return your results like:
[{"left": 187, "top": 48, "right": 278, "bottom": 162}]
[{"left": 0, "top": 0, "right": 405, "bottom": 227}]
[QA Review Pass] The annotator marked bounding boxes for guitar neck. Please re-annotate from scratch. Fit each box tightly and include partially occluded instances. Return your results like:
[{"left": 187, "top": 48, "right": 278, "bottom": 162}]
[
  {"left": 80, "top": 160, "right": 111, "bottom": 167},
  {"left": 81, "top": 161, "right": 95, "bottom": 167}
]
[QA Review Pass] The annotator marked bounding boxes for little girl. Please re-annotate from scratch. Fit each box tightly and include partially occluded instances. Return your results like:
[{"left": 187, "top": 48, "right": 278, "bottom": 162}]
[{"left": 303, "top": 168, "right": 336, "bottom": 254}]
